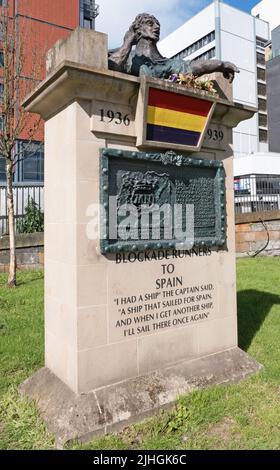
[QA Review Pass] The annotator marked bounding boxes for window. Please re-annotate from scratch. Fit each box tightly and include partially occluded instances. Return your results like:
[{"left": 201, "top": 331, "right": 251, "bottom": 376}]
[
  {"left": 0, "top": 20, "right": 4, "bottom": 40},
  {"left": 19, "top": 141, "right": 44, "bottom": 182},
  {"left": 0, "top": 157, "right": 5, "bottom": 181},
  {"left": 0, "top": 114, "right": 4, "bottom": 131},
  {"left": 0, "top": 51, "right": 4, "bottom": 67},
  {"left": 256, "top": 37, "right": 267, "bottom": 49},
  {"left": 256, "top": 52, "right": 265, "bottom": 66},
  {"left": 259, "top": 129, "right": 268, "bottom": 142},
  {"left": 83, "top": 17, "right": 92, "bottom": 29},
  {"left": 258, "top": 82, "right": 266, "bottom": 96},
  {"left": 257, "top": 67, "right": 266, "bottom": 81},
  {"left": 191, "top": 47, "right": 216, "bottom": 62},
  {"left": 172, "top": 31, "right": 215, "bottom": 60},
  {"left": 259, "top": 113, "right": 267, "bottom": 128},
  {"left": 256, "top": 177, "right": 280, "bottom": 195},
  {"left": 0, "top": 1, "right": 7, "bottom": 6},
  {"left": 258, "top": 98, "right": 267, "bottom": 112},
  {"left": 81, "top": 0, "right": 99, "bottom": 30}
]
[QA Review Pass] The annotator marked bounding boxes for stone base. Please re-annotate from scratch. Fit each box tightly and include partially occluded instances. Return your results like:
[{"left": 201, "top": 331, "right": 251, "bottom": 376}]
[{"left": 20, "top": 348, "right": 262, "bottom": 446}]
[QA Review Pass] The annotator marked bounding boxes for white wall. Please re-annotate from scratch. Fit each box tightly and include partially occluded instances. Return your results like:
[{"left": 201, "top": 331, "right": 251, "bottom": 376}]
[
  {"left": 255, "top": 16, "right": 270, "bottom": 39},
  {"left": 233, "top": 114, "right": 259, "bottom": 159},
  {"left": 219, "top": 3, "right": 258, "bottom": 107},
  {"left": 221, "top": 33, "right": 256, "bottom": 73},
  {"left": 158, "top": 3, "right": 215, "bottom": 58},
  {"left": 220, "top": 3, "right": 255, "bottom": 40},
  {"left": 233, "top": 130, "right": 258, "bottom": 159},
  {"left": 219, "top": 3, "right": 260, "bottom": 156},
  {"left": 252, "top": 0, "right": 279, "bottom": 34},
  {"left": 259, "top": 142, "right": 269, "bottom": 152},
  {"left": 231, "top": 69, "right": 257, "bottom": 106},
  {"left": 234, "top": 152, "right": 280, "bottom": 176}
]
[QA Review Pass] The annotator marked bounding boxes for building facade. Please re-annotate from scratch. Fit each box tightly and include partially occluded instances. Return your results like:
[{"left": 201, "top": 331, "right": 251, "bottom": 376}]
[
  {"left": 267, "top": 25, "right": 280, "bottom": 153},
  {"left": 158, "top": 0, "right": 270, "bottom": 160},
  {"left": 0, "top": 0, "right": 97, "bottom": 184}
]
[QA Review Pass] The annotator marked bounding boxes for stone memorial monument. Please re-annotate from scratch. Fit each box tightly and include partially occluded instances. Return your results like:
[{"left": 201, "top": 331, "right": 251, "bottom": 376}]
[{"left": 21, "top": 16, "right": 261, "bottom": 444}]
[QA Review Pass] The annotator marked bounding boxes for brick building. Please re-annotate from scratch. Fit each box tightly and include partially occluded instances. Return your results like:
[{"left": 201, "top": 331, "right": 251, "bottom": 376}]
[{"left": 0, "top": 0, "right": 97, "bottom": 184}]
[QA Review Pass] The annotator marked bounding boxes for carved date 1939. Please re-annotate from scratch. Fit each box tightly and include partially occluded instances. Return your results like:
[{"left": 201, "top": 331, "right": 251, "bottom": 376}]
[
  {"left": 207, "top": 129, "right": 224, "bottom": 142},
  {"left": 99, "top": 109, "right": 131, "bottom": 126}
]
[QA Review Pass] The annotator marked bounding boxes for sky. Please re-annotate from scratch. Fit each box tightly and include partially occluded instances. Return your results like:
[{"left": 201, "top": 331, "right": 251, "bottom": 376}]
[{"left": 95, "top": 0, "right": 261, "bottom": 48}]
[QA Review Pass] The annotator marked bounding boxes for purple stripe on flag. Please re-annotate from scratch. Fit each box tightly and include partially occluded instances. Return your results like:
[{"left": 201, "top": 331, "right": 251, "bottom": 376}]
[{"left": 146, "top": 124, "right": 201, "bottom": 147}]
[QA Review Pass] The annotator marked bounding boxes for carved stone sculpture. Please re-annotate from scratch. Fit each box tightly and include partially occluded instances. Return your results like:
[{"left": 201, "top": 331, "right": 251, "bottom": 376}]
[{"left": 108, "top": 13, "right": 239, "bottom": 82}]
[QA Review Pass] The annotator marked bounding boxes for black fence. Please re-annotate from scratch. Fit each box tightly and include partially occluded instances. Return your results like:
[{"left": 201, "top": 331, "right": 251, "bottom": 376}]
[
  {"left": 234, "top": 175, "right": 280, "bottom": 214},
  {"left": 0, "top": 184, "right": 44, "bottom": 235}
]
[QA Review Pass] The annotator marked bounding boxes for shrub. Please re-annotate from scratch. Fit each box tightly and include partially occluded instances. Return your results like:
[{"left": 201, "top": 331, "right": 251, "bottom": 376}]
[{"left": 17, "top": 197, "right": 44, "bottom": 233}]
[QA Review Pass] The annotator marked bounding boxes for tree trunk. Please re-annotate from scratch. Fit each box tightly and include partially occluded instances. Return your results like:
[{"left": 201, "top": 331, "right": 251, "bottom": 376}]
[{"left": 6, "top": 158, "right": 16, "bottom": 287}]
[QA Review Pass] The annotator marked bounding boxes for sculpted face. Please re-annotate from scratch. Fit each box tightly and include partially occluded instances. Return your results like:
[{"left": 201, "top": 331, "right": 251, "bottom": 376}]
[{"left": 135, "top": 14, "right": 160, "bottom": 42}]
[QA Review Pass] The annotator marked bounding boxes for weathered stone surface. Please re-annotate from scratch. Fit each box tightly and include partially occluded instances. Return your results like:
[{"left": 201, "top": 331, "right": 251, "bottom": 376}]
[
  {"left": 0, "top": 231, "right": 43, "bottom": 269},
  {"left": 250, "top": 222, "right": 280, "bottom": 232},
  {"left": 235, "top": 218, "right": 280, "bottom": 257},
  {"left": 0, "top": 232, "right": 44, "bottom": 250},
  {"left": 20, "top": 347, "right": 262, "bottom": 446},
  {"left": 235, "top": 223, "right": 251, "bottom": 233},
  {"left": 46, "top": 28, "right": 108, "bottom": 75},
  {"left": 206, "top": 72, "right": 233, "bottom": 102},
  {"left": 235, "top": 242, "right": 250, "bottom": 253},
  {"left": 235, "top": 210, "right": 280, "bottom": 224},
  {"left": 251, "top": 239, "right": 280, "bottom": 252},
  {"left": 0, "top": 246, "right": 44, "bottom": 268}
]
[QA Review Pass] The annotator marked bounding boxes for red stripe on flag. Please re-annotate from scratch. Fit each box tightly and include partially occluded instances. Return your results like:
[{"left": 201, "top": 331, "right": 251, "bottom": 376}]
[{"left": 148, "top": 88, "right": 213, "bottom": 117}]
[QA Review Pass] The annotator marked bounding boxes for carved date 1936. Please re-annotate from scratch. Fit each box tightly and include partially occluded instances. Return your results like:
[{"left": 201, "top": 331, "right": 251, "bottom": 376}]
[{"left": 99, "top": 109, "right": 131, "bottom": 126}]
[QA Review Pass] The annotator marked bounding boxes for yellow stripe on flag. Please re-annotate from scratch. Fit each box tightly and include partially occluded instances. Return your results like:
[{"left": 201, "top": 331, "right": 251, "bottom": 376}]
[{"left": 147, "top": 105, "right": 207, "bottom": 133}]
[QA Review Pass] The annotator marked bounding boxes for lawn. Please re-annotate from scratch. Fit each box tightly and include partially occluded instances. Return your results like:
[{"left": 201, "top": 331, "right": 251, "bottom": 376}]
[{"left": 1, "top": 258, "right": 280, "bottom": 450}]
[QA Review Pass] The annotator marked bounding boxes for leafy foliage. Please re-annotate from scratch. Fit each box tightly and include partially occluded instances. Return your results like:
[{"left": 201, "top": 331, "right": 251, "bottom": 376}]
[
  {"left": 17, "top": 198, "right": 44, "bottom": 234},
  {"left": 165, "top": 402, "right": 190, "bottom": 433}
]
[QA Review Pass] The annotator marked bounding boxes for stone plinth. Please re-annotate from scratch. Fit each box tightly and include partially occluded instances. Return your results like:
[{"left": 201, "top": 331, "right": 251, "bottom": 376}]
[{"left": 21, "top": 29, "right": 261, "bottom": 444}]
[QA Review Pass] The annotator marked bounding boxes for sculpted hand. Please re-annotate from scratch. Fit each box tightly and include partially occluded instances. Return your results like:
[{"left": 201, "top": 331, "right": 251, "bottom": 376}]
[
  {"left": 123, "top": 24, "right": 138, "bottom": 46},
  {"left": 220, "top": 61, "right": 240, "bottom": 83}
]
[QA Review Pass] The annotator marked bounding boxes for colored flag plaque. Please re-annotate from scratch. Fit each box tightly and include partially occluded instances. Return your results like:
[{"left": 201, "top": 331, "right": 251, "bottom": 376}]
[{"left": 136, "top": 79, "right": 216, "bottom": 152}]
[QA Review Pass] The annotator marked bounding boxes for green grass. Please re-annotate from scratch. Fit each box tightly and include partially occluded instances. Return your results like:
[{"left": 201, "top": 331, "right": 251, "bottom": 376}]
[
  {"left": 0, "top": 270, "right": 54, "bottom": 449},
  {"left": 1, "top": 259, "right": 280, "bottom": 449}
]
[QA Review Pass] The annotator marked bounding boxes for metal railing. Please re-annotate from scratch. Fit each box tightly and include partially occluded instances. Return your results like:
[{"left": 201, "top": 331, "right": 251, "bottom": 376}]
[
  {"left": 0, "top": 184, "right": 44, "bottom": 235},
  {"left": 1, "top": 177, "right": 278, "bottom": 233},
  {"left": 234, "top": 175, "right": 280, "bottom": 214}
]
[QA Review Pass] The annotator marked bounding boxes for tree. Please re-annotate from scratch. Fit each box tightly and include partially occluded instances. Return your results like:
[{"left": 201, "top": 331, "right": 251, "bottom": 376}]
[{"left": 0, "top": 2, "right": 42, "bottom": 287}]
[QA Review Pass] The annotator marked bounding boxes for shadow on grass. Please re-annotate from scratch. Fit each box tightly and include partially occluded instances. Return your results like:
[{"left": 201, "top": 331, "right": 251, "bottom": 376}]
[
  {"left": 0, "top": 272, "right": 43, "bottom": 288},
  {"left": 237, "top": 289, "right": 280, "bottom": 351},
  {"left": 17, "top": 273, "right": 43, "bottom": 287}
]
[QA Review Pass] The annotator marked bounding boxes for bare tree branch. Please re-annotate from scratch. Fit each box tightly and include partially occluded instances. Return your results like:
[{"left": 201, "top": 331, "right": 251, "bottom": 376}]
[{"left": 0, "top": 1, "right": 43, "bottom": 286}]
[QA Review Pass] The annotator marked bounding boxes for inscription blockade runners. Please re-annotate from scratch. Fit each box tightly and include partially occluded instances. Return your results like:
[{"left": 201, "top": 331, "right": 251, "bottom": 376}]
[{"left": 100, "top": 148, "right": 226, "bottom": 254}]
